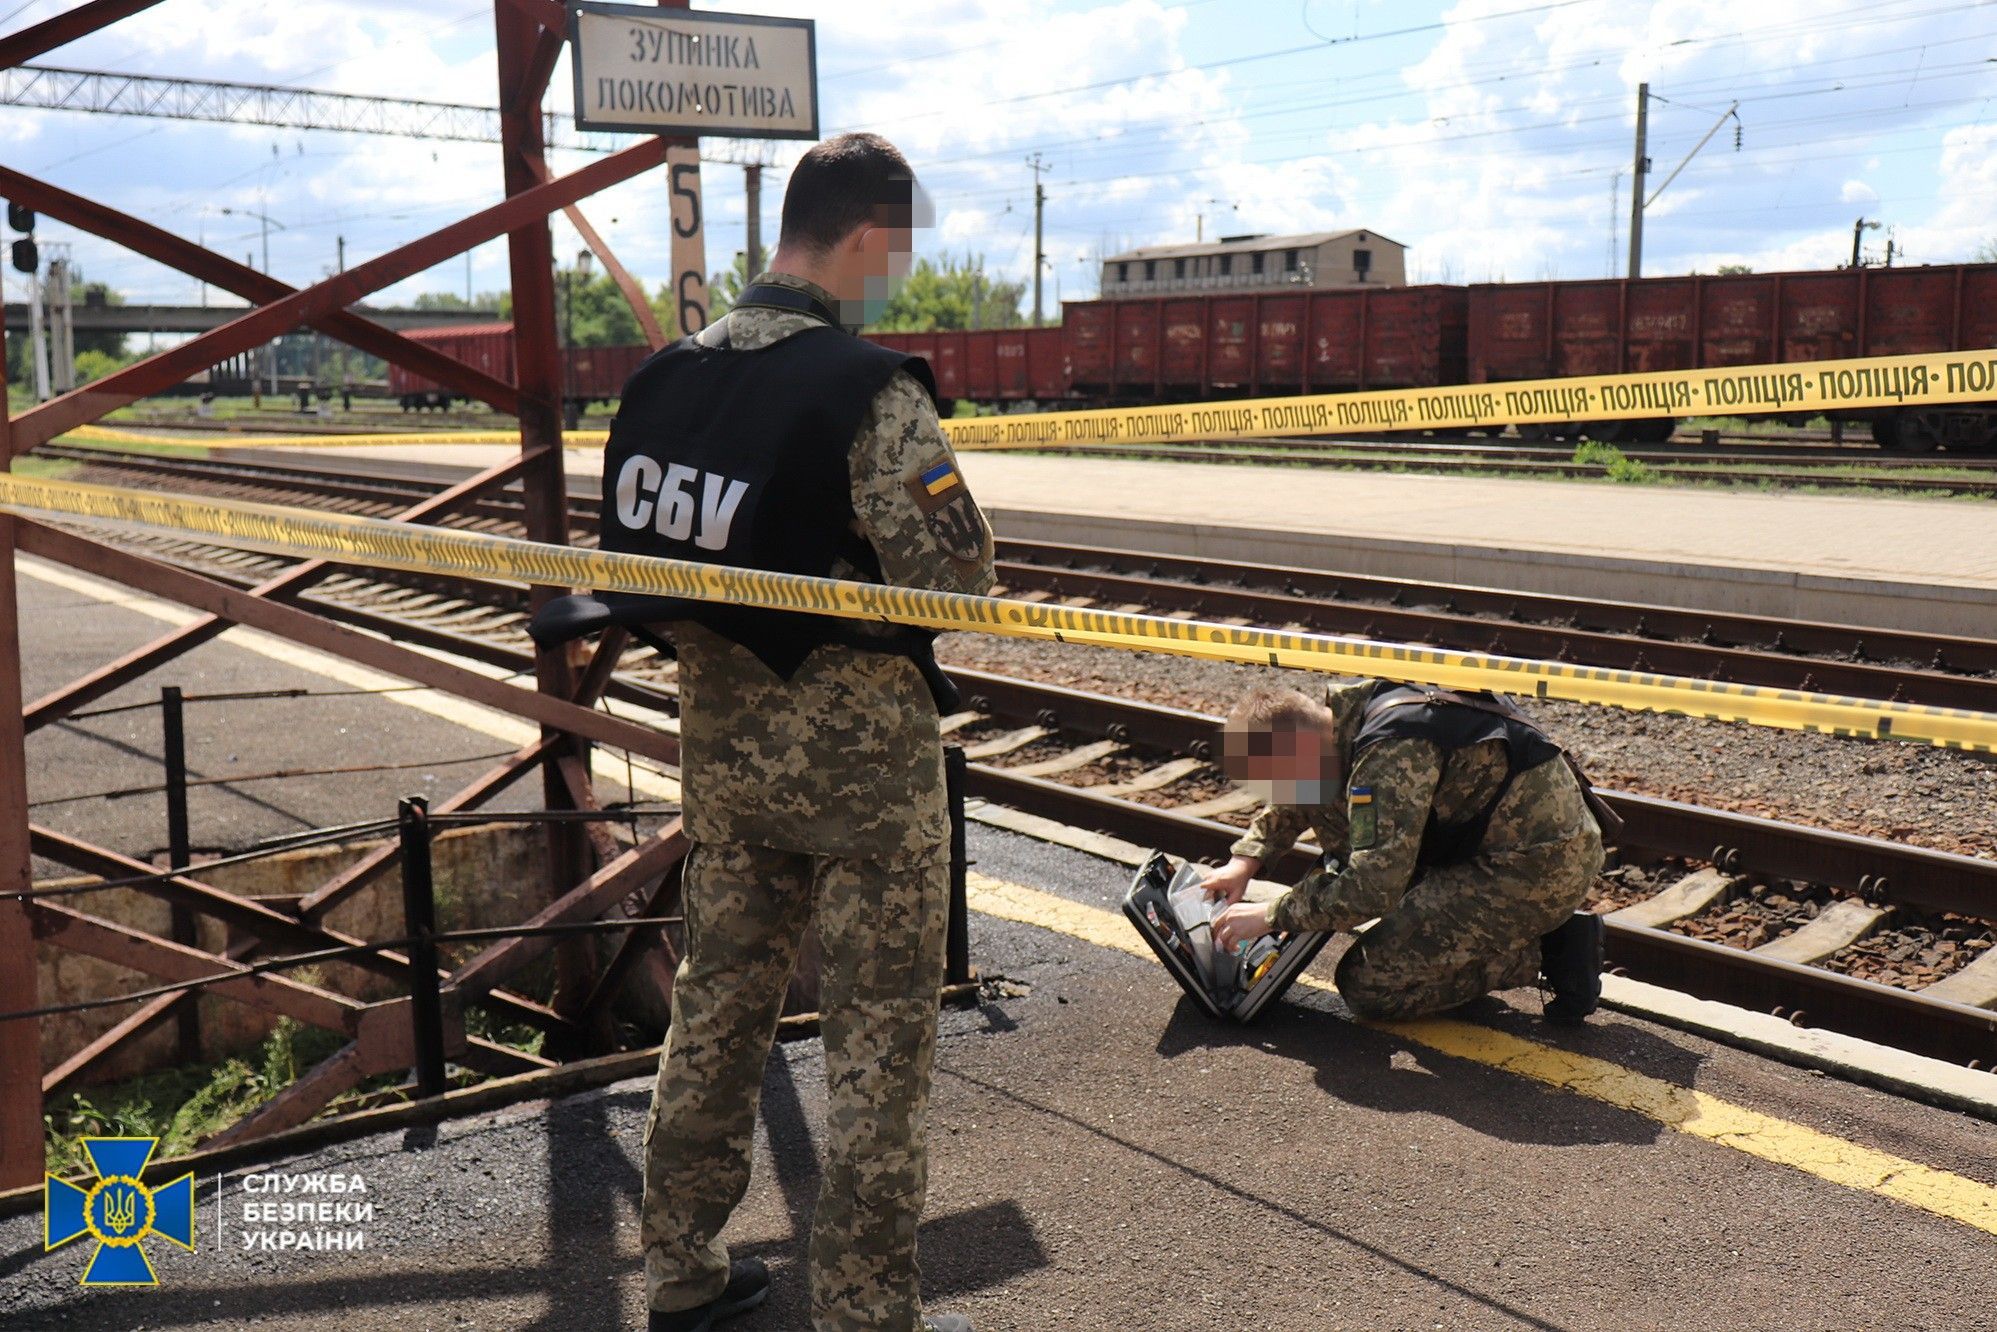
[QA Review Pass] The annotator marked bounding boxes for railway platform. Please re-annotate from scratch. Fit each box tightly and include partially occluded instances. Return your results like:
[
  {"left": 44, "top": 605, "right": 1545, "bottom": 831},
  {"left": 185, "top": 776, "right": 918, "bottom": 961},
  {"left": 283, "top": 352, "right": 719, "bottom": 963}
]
[
  {"left": 6, "top": 522, "right": 1996, "bottom": 1330},
  {"left": 4, "top": 815, "right": 1993, "bottom": 1330},
  {"left": 226, "top": 444, "right": 1997, "bottom": 636}
]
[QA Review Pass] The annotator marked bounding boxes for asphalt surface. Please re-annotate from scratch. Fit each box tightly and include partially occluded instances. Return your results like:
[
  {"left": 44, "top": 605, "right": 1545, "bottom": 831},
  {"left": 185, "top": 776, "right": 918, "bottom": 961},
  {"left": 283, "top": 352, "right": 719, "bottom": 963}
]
[
  {"left": 15, "top": 556, "right": 621, "bottom": 874},
  {"left": 7, "top": 555, "right": 1995, "bottom": 1330}
]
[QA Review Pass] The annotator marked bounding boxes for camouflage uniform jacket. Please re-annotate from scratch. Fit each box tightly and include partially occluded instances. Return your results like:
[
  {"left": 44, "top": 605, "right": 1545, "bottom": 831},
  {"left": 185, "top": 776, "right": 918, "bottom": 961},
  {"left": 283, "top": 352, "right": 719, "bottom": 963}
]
[
  {"left": 670, "top": 272, "right": 997, "bottom": 860},
  {"left": 1228, "top": 682, "right": 1595, "bottom": 934}
]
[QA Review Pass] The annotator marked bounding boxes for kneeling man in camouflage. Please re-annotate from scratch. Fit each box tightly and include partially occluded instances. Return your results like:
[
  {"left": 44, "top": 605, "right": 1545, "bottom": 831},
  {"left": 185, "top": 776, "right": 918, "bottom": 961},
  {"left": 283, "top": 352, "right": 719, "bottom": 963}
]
[{"left": 1205, "top": 680, "right": 1608, "bottom": 1023}]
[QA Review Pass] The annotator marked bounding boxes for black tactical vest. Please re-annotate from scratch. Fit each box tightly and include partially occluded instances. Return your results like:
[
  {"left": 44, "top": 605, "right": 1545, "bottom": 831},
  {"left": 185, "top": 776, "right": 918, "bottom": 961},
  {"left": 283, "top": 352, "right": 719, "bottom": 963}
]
[
  {"left": 598, "top": 312, "right": 936, "bottom": 680},
  {"left": 1351, "top": 684, "right": 1565, "bottom": 870}
]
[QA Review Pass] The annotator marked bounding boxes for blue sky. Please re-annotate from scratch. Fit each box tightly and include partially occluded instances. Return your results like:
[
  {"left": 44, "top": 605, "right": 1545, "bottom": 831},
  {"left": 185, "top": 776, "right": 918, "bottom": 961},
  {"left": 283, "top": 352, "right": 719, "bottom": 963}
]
[{"left": 3, "top": 0, "right": 1993, "bottom": 319}]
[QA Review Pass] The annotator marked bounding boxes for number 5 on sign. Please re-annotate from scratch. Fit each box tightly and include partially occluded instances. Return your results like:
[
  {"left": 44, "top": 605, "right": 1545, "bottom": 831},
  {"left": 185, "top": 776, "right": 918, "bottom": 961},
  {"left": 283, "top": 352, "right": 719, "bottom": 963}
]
[{"left": 667, "top": 144, "right": 708, "bottom": 337}]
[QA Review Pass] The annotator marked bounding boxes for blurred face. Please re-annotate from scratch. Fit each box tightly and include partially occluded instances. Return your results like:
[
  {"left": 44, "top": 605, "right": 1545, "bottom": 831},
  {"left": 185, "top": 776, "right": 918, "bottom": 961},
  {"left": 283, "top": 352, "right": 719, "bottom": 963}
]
[
  {"left": 827, "top": 179, "right": 930, "bottom": 327},
  {"left": 852, "top": 222, "right": 914, "bottom": 324},
  {"left": 1223, "top": 723, "right": 1343, "bottom": 807}
]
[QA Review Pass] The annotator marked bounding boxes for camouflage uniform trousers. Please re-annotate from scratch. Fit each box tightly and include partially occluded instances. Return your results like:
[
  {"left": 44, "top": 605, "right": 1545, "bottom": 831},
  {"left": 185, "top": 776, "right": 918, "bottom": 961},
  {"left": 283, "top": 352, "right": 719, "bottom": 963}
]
[
  {"left": 641, "top": 838, "right": 950, "bottom": 1332},
  {"left": 1334, "top": 822, "right": 1605, "bottom": 1021}
]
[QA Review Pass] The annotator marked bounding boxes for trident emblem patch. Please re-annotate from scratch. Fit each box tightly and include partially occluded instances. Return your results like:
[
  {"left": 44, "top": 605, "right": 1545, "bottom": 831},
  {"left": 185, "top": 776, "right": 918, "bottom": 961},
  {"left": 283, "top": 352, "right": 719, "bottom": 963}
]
[{"left": 45, "top": 1137, "right": 195, "bottom": 1286}]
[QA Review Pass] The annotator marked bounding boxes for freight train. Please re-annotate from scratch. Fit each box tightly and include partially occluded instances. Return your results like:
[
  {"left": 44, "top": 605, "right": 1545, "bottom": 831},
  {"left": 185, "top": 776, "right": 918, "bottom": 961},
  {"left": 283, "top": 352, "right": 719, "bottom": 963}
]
[{"left": 389, "top": 263, "right": 1997, "bottom": 450}]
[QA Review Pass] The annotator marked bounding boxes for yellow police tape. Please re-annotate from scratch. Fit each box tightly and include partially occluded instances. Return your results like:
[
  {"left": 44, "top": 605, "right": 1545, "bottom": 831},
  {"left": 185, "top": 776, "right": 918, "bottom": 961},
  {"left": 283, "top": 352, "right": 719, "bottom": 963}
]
[
  {"left": 67, "top": 424, "right": 611, "bottom": 449},
  {"left": 66, "top": 344, "right": 1997, "bottom": 451},
  {"left": 2, "top": 471, "right": 1994, "bottom": 753},
  {"left": 937, "top": 346, "right": 1997, "bottom": 451}
]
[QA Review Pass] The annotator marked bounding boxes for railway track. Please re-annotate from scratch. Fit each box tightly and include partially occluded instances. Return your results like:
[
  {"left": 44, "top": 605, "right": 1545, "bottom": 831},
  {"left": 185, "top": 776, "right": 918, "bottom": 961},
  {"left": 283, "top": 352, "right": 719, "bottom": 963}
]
[
  {"left": 25, "top": 443, "right": 1997, "bottom": 1068},
  {"left": 1042, "top": 442, "right": 1997, "bottom": 495},
  {"left": 35, "top": 443, "right": 1997, "bottom": 710}
]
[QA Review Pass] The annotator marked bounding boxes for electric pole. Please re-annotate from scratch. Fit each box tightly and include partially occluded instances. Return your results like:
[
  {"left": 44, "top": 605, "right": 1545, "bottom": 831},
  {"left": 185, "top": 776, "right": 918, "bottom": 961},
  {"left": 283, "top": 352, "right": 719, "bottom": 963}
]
[
  {"left": 1627, "top": 83, "right": 1648, "bottom": 279},
  {"left": 1851, "top": 217, "right": 1880, "bottom": 268},
  {"left": 744, "top": 163, "right": 763, "bottom": 277},
  {"left": 1028, "top": 152, "right": 1048, "bottom": 326}
]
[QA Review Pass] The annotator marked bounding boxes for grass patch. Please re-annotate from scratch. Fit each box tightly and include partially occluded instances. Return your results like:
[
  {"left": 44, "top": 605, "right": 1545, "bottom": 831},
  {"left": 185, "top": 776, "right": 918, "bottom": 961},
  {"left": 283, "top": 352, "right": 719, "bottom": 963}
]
[
  {"left": 41, "top": 997, "right": 557, "bottom": 1175},
  {"left": 1573, "top": 439, "right": 1658, "bottom": 483},
  {"left": 44, "top": 1018, "right": 348, "bottom": 1174}
]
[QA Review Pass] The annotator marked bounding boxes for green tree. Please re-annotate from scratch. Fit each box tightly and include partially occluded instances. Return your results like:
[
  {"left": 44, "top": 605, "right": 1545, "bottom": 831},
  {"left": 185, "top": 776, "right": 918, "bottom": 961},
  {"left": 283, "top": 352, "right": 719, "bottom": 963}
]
[
  {"left": 1974, "top": 238, "right": 1997, "bottom": 264},
  {"left": 410, "top": 290, "right": 505, "bottom": 313},
  {"left": 557, "top": 268, "right": 646, "bottom": 348},
  {"left": 1716, "top": 263, "right": 1754, "bottom": 275},
  {"left": 74, "top": 279, "right": 126, "bottom": 359},
  {"left": 699, "top": 251, "right": 753, "bottom": 323},
  {"left": 867, "top": 254, "right": 1026, "bottom": 332}
]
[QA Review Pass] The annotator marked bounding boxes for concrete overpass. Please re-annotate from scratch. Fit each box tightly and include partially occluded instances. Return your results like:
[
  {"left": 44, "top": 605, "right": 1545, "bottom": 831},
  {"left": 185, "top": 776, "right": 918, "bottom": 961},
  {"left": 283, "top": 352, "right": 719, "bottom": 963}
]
[{"left": 3, "top": 303, "right": 503, "bottom": 335}]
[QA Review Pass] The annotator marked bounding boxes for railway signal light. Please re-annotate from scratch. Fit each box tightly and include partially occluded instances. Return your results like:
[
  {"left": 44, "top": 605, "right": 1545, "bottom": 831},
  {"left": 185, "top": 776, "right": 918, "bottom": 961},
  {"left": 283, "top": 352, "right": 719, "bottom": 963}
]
[
  {"left": 10, "top": 238, "right": 35, "bottom": 275},
  {"left": 5, "top": 201, "right": 31, "bottom": 233}
]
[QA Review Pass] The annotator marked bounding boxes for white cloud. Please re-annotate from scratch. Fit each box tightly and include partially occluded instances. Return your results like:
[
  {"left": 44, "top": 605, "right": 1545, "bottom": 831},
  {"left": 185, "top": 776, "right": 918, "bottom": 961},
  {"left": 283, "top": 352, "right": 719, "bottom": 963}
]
[{"left": 11, "top": 0, "right": 1996, "bottom": 318}]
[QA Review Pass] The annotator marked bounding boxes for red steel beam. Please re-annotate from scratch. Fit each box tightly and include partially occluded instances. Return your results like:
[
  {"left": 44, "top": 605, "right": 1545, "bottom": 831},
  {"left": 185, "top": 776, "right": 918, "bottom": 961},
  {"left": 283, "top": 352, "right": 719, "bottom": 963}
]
[
  {"left": 47, "top": 735, "right": 558, "bottom": 1095},
  {"left": 16, "top": 521, "right": 678, "bottom": 764},
  {"left": 564, "top": 197, "right": 669, "bottom": 350},
  {"left": 450, "top": 822, "right": 690, "bottom": 999},
  {"left": 0, "top": 166, "right": 522, "bottom": 415},
  {"left": 497, "top": 0, "right": 601, "bottom": 1034},
  {"left": 28, "top": 900, "right": 359, "bottom": 1035},
  {"left": 8, "top": 134, "right": 669, "bottom": 452},
  {"left": 0, "top": 0, "right": 163, "bottom": 69},
  {"left": 0, "top": 520, "right": 38, "bottom": 1188},
  {"left": 24, "top": 448, "right": 542, "bottom": 733},
  {"left": 28, "top": 823, "right": 569, "bottom": 1040},
  {"left": 0, "top": 306, "right": 39, "bottom": 1186},
  {"left": 497, "top": 0, "right": 568, "bottom": 40}
]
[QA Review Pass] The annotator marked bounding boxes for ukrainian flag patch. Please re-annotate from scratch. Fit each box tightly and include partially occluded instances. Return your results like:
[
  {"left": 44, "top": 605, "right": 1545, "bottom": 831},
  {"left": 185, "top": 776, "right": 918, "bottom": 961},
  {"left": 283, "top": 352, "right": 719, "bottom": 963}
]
[
  {"left": 1349, "top": 785, "right": 1377, "bottom": 848},
  {"left": 919, "top": 461, "right": 961, "bottom": 495}
]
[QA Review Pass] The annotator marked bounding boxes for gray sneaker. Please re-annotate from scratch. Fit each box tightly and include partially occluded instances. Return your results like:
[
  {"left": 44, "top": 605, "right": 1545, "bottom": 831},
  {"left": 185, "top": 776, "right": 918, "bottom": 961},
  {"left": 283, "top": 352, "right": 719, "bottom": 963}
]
[{"left": 923, "top": 1317, "right": 974, "bottom": 1332}]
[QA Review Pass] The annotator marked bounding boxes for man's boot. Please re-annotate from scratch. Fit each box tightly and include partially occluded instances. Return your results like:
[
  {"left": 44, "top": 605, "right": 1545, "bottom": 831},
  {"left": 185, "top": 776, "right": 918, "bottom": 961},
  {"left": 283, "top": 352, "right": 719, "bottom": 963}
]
[
  {"left": 649, "top": 1258, "right": 770, "bottom": 1332},
  {"left": 1539, "top": 912, "right": 1604, "bottom": 1025}
]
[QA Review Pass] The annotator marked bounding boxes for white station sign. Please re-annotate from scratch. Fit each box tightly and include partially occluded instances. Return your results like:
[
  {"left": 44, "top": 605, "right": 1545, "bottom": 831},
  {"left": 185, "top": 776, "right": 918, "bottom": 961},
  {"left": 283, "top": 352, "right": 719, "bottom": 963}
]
[{"left": 569, "top": 3, "right": 817, "bottom": 139}]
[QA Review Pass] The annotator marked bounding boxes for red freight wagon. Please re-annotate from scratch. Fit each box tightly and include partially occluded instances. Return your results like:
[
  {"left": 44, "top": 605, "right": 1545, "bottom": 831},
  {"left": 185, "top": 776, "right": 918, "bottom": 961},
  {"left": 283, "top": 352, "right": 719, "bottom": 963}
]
[
  {"left": 1159, "top": 299, "right": 1208, "bottom": 389},
  {"left": 1255, "top": 294, "right": 1307, "bottom": 387},
  {"left": 563, "top": 342, "right": 650, "bottom": 401},
  {"left": 1062, "top": 303, "right": 1114, "bottom": 387},
  {"left": 1025, "top": 325, "right": 1067, "bottom": 398},
  {"left": 1063, "top": 286, "right": 1465, "bottom": 398},
  {"left": 1303, "top": 286, "right": 1467, "bottom": 391},
  {"left": 870, "top": 327, "right": 1070, "bottom": 406},
  {"left": 388, "top": 324, "right": 649, "bottom": 412},
  {"left": 388, "top": 323, "right": 516, "bottom": 408},
  {"left": 927, "top": 332, "right": 965, "bottom": 401},
  {"left": 1467, "top": 264, "right": 1997, "bottom": 447}
]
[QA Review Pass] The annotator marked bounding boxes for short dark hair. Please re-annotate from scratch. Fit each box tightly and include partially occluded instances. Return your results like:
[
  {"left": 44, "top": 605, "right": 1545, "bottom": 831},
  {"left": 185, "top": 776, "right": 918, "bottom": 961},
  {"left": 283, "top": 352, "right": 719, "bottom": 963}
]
[{"left": 779, "top": 132, "right": 918, "bottom": 256}]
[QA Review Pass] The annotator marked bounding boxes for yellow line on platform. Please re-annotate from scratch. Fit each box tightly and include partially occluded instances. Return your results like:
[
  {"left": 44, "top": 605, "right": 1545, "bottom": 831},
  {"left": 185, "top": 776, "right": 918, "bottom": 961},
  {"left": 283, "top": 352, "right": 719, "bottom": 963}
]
[{"left": 965, "top": 872, "right": 1997, "bottom": 1239}]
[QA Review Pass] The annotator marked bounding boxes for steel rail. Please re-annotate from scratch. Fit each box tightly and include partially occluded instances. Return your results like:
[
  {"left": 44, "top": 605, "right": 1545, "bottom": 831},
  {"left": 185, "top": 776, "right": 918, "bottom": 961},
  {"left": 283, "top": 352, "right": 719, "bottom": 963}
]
[
  {"left": 997, "top": 538, "right": 1997, "bottom": 678},
  {"left": 1038, "top": 445, "right": 1997, "bottom": 495},
  {"left": 989, "top": 559, "right": 1997, "bottom": 712}
]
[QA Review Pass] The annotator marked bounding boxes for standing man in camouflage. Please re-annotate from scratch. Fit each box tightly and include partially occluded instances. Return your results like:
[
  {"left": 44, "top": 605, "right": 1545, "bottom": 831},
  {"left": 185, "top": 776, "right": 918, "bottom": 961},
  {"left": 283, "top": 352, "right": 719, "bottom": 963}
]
[
  {"left": 609, "top": 134, "right": 992, "bottom": 1332},
  {"left": 1205, "top": 680, "right": 1607, "bottom": 1024}
]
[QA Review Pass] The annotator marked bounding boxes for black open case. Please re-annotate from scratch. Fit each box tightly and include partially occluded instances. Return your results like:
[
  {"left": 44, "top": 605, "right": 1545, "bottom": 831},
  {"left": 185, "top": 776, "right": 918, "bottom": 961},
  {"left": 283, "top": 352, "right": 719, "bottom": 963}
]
[{"left": 1121, "top": 851, "right": 1331, "bottom": 1022}]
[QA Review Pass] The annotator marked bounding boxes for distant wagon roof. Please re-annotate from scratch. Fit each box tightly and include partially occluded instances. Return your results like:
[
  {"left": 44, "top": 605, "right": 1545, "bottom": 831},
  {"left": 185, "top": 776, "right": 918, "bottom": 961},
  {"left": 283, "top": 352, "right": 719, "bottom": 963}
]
[{"left": 1104, "top": 231, "right": 1404, "bottom": 262}]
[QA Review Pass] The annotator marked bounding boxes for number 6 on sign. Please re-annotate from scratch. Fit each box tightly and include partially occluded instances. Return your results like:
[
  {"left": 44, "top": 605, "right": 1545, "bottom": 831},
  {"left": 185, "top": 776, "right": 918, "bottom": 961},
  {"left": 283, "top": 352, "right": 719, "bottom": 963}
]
[{"left": 667, "top": 144, "right": 708, "bottom": 336}]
